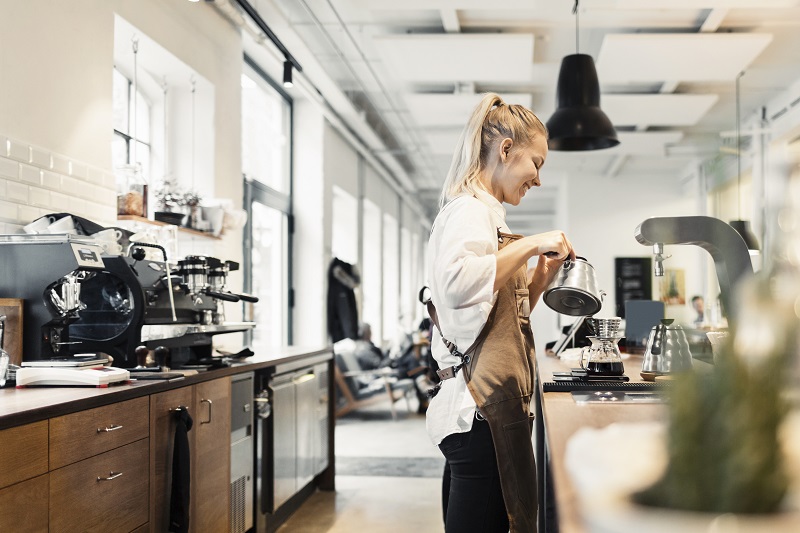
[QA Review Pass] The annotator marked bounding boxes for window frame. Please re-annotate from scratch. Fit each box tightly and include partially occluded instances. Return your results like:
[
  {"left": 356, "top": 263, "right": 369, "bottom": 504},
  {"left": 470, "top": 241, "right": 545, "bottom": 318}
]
[{"left": 242, "top": 55, "right": 294, "bottom": 345}]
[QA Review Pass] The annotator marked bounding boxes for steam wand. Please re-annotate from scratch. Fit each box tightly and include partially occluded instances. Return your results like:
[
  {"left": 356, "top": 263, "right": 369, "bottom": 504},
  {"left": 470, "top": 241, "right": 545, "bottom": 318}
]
[{"left": 127, "top": 242, "right": 178, "bottom": 322}]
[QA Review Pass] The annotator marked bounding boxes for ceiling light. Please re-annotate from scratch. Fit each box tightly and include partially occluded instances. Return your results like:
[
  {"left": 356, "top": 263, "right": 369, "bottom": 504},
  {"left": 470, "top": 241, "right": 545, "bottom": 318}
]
[
  {"left": 730, "top": 71, "right": 760, "bottom": 253},
  {"left": 283, "top": 60, "right": 293, "bottom": 88},
  {"left": 546, "top": 0, "right": 619, "bottom": 151}
]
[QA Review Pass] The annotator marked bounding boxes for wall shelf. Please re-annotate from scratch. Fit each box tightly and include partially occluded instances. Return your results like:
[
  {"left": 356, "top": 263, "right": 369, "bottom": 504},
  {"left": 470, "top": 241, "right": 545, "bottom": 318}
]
[{"left": 117, "top": 215, "right": 221, "bottom": 240}]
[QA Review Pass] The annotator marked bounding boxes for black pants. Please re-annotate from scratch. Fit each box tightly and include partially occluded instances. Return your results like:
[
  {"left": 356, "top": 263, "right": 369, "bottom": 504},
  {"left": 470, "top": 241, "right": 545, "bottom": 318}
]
[{"left": 439, "top": 417, "right": 509, "bottom": 533}]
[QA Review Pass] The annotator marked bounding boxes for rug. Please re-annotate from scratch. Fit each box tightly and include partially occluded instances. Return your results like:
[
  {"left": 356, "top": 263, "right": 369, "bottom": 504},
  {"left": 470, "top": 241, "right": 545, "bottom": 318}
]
[{"left": 336, "top": 456, "right": 445, "bottom": 478}]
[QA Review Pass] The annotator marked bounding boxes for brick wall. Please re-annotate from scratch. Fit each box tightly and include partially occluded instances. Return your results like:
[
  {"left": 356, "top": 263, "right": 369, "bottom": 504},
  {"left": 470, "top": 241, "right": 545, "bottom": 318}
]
[{"left": 0, "top": 134, "right": 118, "bottom": 233}]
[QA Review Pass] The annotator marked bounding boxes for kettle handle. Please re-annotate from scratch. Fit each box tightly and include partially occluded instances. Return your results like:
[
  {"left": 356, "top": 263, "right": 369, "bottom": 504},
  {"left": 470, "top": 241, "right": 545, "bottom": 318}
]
[{"left": 651, "top": 323, "right": 666, "bottom": 355}]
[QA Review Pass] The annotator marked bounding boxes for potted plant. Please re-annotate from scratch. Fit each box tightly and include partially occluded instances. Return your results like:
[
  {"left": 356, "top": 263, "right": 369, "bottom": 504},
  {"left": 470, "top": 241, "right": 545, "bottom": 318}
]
[
  {"left": 153, "top": 179, "right": 187, "bottom": 225},
  {"left": 182, "top": 189, "right": 203, "bottom": 229}
]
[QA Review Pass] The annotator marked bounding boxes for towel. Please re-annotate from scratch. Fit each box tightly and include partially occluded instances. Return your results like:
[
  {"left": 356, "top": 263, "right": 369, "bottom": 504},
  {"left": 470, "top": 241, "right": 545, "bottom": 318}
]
[{"left": 169, "top": 406, "right": 193, "bottom": 533}]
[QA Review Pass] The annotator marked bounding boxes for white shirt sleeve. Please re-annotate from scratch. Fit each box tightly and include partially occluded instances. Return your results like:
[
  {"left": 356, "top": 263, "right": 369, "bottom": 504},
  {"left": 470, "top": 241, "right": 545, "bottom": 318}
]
[{"left": 432, "top": 197, "right": 498, "bottom": 310}]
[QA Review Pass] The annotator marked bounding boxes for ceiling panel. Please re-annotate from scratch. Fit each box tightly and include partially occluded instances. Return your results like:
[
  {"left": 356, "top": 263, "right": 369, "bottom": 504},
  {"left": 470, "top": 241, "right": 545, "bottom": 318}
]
[
  {"left": 610, "top": 0, "right": 798, "bottom": 7},
  {"left": 597, "top": 33, "right": 773, "bottom": 83},
  {"left": 424, "top": 128, "right": 463, "bottom": 155},
  {"left": 603, "top": 94, "right": 719, "bottom": 126},
  {"left": 604, "top": 132, "right": 685, "bottom": 156},
  {"left": 404, "top": 93, "right": 534, "bottom": 127},
  {"left": 373, "top": 34, "right": 535, "bottom": 83}
]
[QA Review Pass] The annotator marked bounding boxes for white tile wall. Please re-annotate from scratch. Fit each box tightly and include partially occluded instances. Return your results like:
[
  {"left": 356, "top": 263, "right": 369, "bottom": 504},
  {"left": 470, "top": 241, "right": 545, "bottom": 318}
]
[{"left": 0, "top": 134, "right": 118, "bottom": 227}]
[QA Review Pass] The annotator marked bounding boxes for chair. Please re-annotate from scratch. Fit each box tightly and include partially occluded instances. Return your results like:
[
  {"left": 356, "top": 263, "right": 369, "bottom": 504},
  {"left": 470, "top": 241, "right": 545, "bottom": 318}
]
[{"left": 333, "top": 347, "right": 415, "bottom": 420}]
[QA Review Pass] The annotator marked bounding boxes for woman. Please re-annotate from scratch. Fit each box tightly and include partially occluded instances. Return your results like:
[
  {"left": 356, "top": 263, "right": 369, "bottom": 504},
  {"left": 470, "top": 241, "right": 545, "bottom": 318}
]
[{"left": 426, "top": 93, "right": 575, "bottom": 533}]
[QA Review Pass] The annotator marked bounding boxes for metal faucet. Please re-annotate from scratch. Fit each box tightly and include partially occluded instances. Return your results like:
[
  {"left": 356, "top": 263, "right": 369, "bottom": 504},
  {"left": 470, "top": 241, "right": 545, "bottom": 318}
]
[
  {"left": 652, "top": 243, "right": 671, "bottom": 277},
  {"left": 634, "top": 216, "right": 754, "bottom": 322}
]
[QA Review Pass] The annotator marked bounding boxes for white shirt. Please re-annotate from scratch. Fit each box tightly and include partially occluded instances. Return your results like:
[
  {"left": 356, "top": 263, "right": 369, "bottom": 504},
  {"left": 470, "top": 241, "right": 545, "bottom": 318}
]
[{"left": 425, "top": 190, "right": 511, "bottom": 446}]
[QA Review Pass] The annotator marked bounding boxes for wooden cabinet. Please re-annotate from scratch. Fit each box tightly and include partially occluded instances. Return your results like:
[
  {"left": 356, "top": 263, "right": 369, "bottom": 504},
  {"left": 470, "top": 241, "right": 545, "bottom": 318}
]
[
  {"left": 49, "top": 397, "right": 150, "bottom": 533},
  {"left": 149, "top": 386, "right": 194, "bottom": 532},
  {"left": 0, "top": 355, "right": 330, "bottom": 533},
  {"left": 193, "top": 377, "right": 231, "bottom": 532},
  {"left": 50, "top": 439, "right": 149, "bottom": 533},
  {"left": 0, "top": 475, "right": 48, "bottom": 533},
  {"left": 150, "top": 377, "right": 231, "bottom": 533},
  {"left": 49, "top": 396, "right": 149, "bottom": 469},
  {"left": 0, "top": 421, "right": 48, "bottom": 488}
]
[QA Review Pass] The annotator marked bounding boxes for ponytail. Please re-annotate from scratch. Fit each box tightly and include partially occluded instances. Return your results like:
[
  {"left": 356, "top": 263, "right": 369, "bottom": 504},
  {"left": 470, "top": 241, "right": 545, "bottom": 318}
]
[{"left": 438, "top": 93, "right": 547, "bottom": 209}]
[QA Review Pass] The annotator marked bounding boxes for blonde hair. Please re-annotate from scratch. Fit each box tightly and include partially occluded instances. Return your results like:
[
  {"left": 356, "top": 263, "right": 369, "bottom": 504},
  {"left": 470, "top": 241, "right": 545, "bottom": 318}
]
[{"left": 439, "top": 93, "right": 547, "bottom": 208}]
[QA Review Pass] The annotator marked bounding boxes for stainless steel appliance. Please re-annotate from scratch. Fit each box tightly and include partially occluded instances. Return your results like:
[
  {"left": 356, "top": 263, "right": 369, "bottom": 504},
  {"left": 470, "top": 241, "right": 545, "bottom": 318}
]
[
  {"left": 641, "top": 319, "right": 693, "bottom": 375},
  {"left": 254, "top": 358, "right": 330, "bottom": 532},
  {"left": 0, "top": 233, "right": 257, "bottom": 368},
  {"left": 544, "top": 256, "right": 606, "bottom": 316},
  {"left": 0, "top": 234, "right": 145, "bottom": 365},
  {"left": 134, "top": 253, "right": 258, "bottom": 368},
  {"left": 634, "top": 216, "right": 754, "bottom": 322},
  {"left": 231, "top": 372, "right": 254, "bottom": 533}
]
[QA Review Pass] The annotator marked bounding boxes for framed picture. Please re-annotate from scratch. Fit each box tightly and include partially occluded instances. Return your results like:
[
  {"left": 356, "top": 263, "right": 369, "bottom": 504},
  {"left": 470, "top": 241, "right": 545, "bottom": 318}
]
[{"left": 659, "top": 269, "right": 686, "bottom": 305}]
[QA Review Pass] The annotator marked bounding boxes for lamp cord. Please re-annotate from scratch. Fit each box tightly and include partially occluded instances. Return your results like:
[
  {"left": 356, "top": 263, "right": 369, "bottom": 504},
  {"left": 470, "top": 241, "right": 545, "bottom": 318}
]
[
  {"left": 573, "top": 0, "right": 579, "bottom": 54},
  {"left": 191, "top": 76, "right": 196, "bottom": 191},
  {"left": 736, "top": 70, "right": 744, "bottom": 220},
  {"left": 131, "top": 36, "right": 139, "bottom": 170}
]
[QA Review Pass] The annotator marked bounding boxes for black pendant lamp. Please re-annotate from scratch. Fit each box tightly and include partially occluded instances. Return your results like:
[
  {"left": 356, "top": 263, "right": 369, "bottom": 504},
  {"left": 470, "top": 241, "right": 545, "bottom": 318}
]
[
  {"left": 729, "top": 71, "right": 760, "bottom": 252},
  {"left": 546, "top": 0, "right": 619, "bottom": 151}
]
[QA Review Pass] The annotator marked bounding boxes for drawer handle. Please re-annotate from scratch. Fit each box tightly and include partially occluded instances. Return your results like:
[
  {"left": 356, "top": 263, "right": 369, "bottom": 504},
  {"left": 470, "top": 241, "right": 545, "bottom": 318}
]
[
  {"left": 97, "top": 424, "right": 123, "bottom": 433},
  {"left": 97, "top": 471, "right": 123, "bottom": 482},
  {"left": 201, "top": 398, "right": 213, "bottom": 424}
]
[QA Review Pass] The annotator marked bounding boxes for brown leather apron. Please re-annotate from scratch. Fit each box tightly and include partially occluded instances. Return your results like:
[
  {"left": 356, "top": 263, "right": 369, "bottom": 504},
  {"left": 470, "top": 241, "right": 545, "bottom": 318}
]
[
  {"left": 462, "top": 229, "right": 538, "bottom": 533},
  {"left": 428, "top": 229, "right": 538, "bottom": 532}
]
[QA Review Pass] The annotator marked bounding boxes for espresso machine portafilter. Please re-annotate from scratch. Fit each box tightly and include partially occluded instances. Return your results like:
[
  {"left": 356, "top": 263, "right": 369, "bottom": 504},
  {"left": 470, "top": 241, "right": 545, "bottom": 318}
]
[{"left": 0, "top": 234, "right": 146, "bottom": 363}]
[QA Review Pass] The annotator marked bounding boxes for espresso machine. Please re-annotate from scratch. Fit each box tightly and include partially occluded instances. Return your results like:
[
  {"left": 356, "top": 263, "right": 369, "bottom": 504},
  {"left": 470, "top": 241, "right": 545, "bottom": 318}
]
[
  {"left": 0, "top": 234, "right": 145, "bottom": 366},
  {"left": 135, "top": 253, "right": 258, "bottom": 368},
  {"left": 0, "top": 234, "right": 257, "bottom": 370}
]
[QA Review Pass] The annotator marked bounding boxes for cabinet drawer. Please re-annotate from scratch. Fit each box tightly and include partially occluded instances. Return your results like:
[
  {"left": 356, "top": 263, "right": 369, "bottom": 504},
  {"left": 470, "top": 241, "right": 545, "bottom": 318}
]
[
  {"left": 0, "top": 474, "right": 48, "bottom": 532},
  {"left": 50, "top": 438, "right": 149, "bottom": 533},
  {"left": 50, "top": 396, "right": 149, "bottom": 469},
  {"left": 0, "top": 421, "right": 48, "bottom": 489}
]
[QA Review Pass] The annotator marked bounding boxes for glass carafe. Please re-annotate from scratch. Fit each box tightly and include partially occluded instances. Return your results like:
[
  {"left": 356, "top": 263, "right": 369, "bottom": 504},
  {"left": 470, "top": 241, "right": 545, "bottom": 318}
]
[{"left": 580, "top": 335, "right": 625, "bottom": 376}]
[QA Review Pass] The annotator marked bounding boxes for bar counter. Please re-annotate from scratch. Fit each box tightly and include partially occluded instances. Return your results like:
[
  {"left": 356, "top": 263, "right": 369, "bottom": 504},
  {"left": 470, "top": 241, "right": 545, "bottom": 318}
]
[
  {"left": 535, "top": 349, "right": 800, "bottom": 533},
  {"left": 0, "top": 345, "right": 332, "bottom": 430}
]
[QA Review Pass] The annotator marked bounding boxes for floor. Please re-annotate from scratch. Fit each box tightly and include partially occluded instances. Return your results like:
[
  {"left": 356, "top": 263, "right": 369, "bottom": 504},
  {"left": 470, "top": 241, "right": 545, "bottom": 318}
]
[{"left": 277, "top": 397, "right": 445, "bottom": 533}]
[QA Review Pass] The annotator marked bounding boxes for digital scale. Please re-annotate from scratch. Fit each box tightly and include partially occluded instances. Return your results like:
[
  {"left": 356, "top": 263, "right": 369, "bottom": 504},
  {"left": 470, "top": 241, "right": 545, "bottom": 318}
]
[{"left": 16, "top": 357, "right": 130, "bottom": 387}]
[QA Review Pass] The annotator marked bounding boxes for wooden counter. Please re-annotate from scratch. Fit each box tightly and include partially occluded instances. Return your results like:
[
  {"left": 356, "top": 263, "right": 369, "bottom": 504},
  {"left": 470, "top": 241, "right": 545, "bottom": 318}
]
[
  {"left": 535, "top": 351, "right": 800, "bottom": 533},
  {"left": 535, "top": 351, "right": 665, "bottom": 533},
  {"left": 0, "top": 344, "right": 335, "bottom": 533},
  {"left": 0, "top": 345, "right": 332, "bottom": 430}
]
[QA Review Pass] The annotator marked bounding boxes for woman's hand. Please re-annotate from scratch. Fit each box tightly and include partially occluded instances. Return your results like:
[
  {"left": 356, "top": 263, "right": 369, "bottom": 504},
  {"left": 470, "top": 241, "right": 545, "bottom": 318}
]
[
  {"left": 528, "top": 230, "right": 575, "bottom": 261},
  {"left": 527, "top": 254, "right": 563, "bottom": 292},
  {"left": 494, "top": 230, "right": 575, "bottom": 293}
]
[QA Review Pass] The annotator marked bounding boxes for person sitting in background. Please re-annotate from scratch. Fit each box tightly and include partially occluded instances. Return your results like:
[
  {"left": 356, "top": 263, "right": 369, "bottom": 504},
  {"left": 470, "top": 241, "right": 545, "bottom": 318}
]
[
  {"left": 353, "top": 322, "right": 384, "bottom": 370},
  {"left": 691, "top": 295, "right": 705, "bottom": 326}
]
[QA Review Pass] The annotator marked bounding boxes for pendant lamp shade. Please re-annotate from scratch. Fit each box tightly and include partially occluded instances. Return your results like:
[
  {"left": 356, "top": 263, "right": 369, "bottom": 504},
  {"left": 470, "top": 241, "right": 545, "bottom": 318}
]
[
  {"left": 546, "top": 54, "right": 619, "bottom": 151},
  {"left": 729, "top": 220, "right": 760, "bottom": 252}
]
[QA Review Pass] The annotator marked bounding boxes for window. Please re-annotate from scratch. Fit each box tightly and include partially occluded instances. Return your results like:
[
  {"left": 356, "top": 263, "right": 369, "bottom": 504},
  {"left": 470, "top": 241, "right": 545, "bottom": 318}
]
[
  {"left": 242, "top": 58, "right": 293, "bottom": 347},
  {"left": 382, "top": 213, "right": 399, "bottom": 349},
  {"left": 362, "top": 199, "right": 383, "bottom": 345},
  {"left": 242, "top": 69, "right": 290, "bottom": 193},
  {"left": 247, "top": 200, "right": 289, "bottom": 347},
  {"left": 112, "top": 67, "right": 152, "bottom": 180},
  {"left": 331, "top": 186, "right": 359, "bottom": 265},
  {"left": 400, "top": 227, "right": 413, "bottom": 333}
]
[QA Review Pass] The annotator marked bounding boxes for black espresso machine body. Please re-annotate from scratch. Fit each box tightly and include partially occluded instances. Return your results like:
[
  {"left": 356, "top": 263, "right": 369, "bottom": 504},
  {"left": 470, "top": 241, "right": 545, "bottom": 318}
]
[
  {"left": 0, "top": 235, "right": 146, "bottom": 366},
  {"left": 134, "top": 254, "right": 257, "bottom": 368}
]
